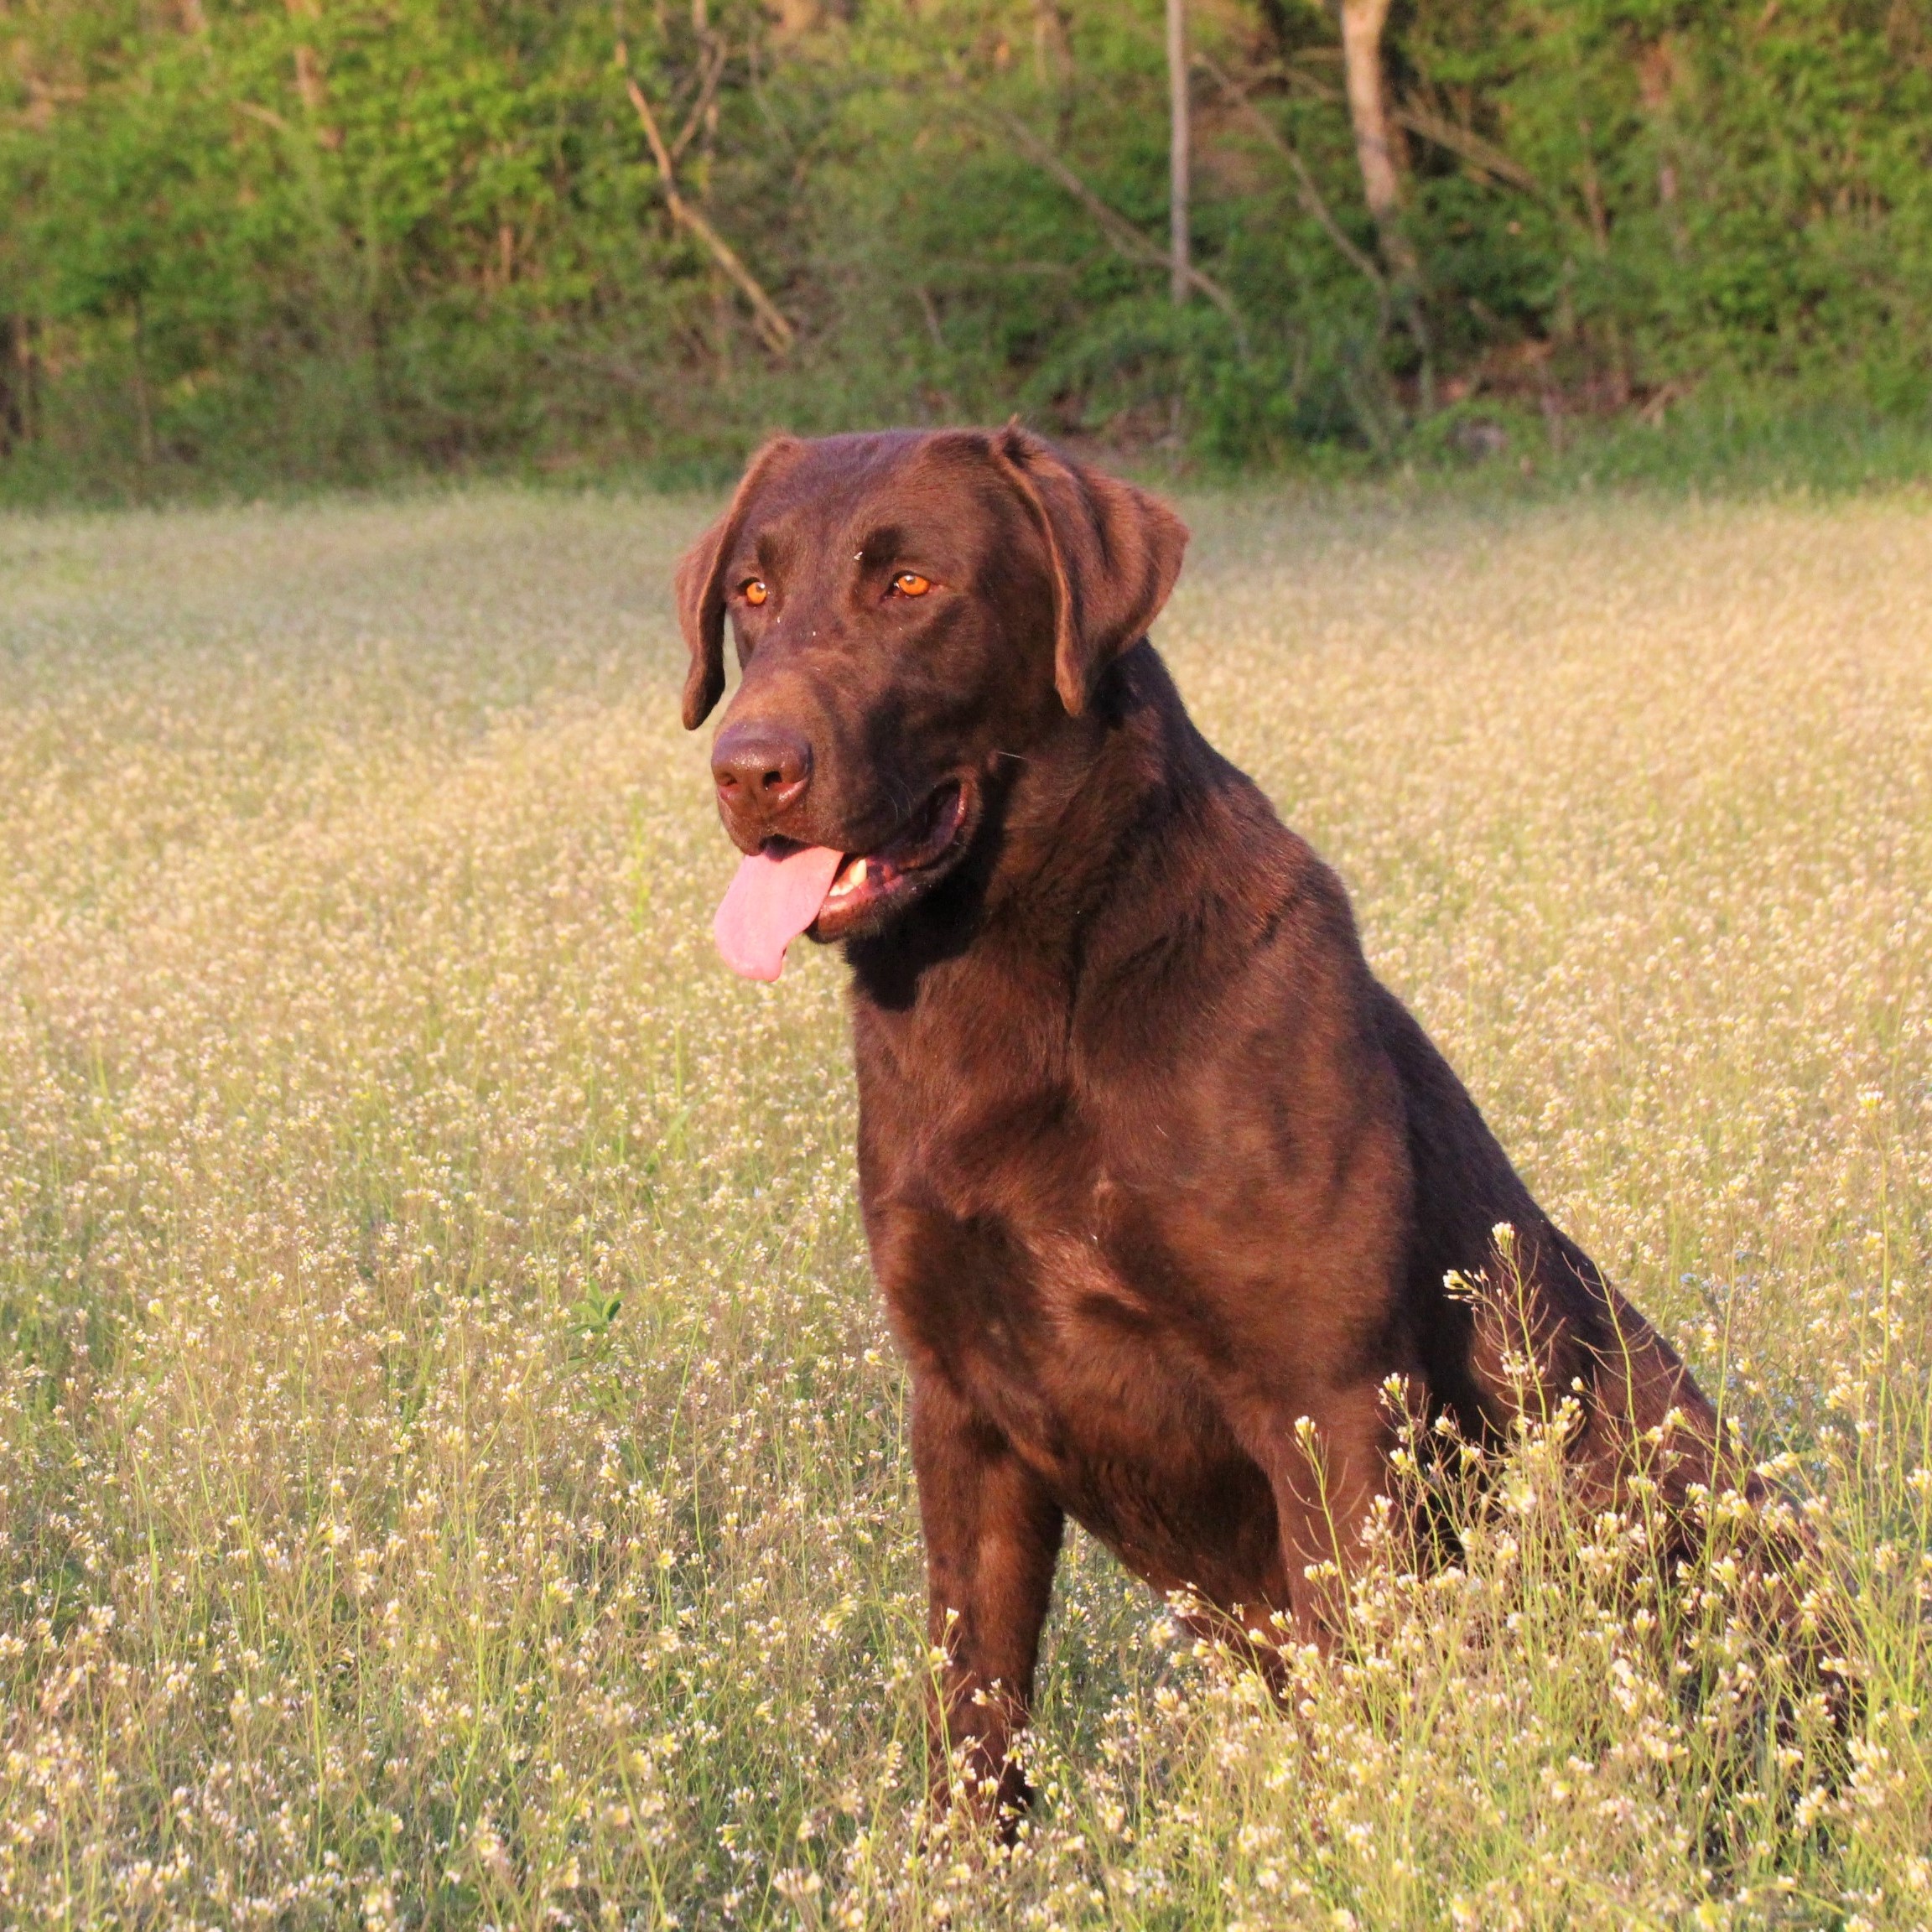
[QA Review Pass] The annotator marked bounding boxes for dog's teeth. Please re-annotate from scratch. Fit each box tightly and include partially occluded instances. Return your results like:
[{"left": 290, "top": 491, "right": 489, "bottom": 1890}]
[{"left": 845, "top": 858, "right": 868, "bottom": 890}]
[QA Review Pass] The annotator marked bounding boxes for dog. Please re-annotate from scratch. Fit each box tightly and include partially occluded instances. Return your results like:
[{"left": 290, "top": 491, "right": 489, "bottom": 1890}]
[{"left": 677, "top": 425, "right": 1735, "bottom": 1815}]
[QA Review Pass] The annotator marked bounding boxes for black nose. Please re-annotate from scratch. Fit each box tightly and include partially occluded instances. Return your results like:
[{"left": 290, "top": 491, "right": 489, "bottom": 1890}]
[{"left": 712, "top": 720, "right": 813, "bottom": 819}]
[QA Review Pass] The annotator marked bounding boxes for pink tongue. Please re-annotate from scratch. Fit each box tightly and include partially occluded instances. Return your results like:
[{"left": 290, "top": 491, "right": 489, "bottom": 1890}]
[{"left": 713, "top": 844, "right": 845, "bottom": 982}]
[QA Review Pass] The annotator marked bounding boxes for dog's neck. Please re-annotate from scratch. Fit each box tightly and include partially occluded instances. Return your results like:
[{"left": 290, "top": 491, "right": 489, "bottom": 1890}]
[
  {"left": 993, "top": 644, "right": 1209, "bottom": 907},
  {"left": 848, "top": 644, "right": 1303, "bottom": 1010}
]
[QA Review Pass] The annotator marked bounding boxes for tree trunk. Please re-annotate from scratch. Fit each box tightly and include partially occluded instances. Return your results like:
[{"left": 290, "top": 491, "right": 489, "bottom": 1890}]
[
  {"left": 1337, "top": 0, "right": 1416, "bottom": 284},
  {"left": 1339, "top": 0, "right": 1431, "bottom": 407},
  {"left": 0, "top": 318, "right": 23, "bottom": 455},
  {"left": 1032, "top": 0, "right": 1072, "bottom": 91},
  {"left": 1166, "top": 0, "right": 1190, "bottom": 308},
  {"left": 286, "top": 0, "right": 326, "bottom": 117},
  {"left": 132, "top": 294, "right": 156, "bottom": 471}
]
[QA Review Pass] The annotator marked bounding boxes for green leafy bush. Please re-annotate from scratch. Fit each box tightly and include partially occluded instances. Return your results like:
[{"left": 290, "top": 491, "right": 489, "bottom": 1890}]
[{"left": 3, "top": 0, "right": 1932, "bottom": 491}]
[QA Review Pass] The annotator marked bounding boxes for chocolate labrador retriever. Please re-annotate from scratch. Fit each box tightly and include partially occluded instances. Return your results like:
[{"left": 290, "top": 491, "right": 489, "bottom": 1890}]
[{"left": 678, "top": 425, "right": 1730, "bottom": 1812}]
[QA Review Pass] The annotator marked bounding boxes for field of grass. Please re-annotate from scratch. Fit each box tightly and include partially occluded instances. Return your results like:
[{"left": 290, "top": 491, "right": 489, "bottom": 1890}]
[{"left": 0, "top": 487, "right": 1927, "bottom": 1929}]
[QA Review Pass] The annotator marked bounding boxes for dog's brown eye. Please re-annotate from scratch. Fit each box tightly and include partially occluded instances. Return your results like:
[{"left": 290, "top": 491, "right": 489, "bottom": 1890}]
[
  {"left": 891, "top": 572, "right": 931, "bottom": 598},
  {"left": 741, "top": 579, "right": 768, "bottom": 606}
]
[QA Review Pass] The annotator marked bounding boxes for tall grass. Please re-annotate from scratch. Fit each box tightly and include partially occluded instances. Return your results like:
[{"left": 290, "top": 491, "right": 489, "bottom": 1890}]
[{"left": 0, "top": 489, "right": 1925, "bottom": 1927}]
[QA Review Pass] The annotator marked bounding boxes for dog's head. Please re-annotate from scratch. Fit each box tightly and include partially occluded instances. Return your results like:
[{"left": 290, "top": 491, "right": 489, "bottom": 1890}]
[{"left": 678, "top": 425, "right": 1187, "bottom": 958}]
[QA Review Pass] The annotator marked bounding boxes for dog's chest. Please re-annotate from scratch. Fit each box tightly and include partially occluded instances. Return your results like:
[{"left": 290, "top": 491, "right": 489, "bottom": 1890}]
[
  {"left": 855, "top": 988, "right": 1290, "bottom": 1591},
  {"left": 913, "top": 1188, "right": 1274, "bottom": 1587},
  {"left": 872, "top": 1080, "right": 1236, "bottom": 1501}
]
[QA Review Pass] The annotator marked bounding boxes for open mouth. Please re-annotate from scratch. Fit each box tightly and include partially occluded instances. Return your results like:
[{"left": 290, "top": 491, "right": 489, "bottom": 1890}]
[
  {"left": 810, "top": 777, "right": 974, "bottom": 940},
  {"left": 711, "top": 776, "right": 978, "bottom": 982}
]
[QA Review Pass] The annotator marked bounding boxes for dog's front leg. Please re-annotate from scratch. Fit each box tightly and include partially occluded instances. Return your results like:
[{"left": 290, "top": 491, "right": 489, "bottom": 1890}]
[
  {"left": 910, "top": 1371, "right": 1063, "bottom": 1825},
  {"left": 1224, "top": 1379, "right": 1396, "bottom": 1645}
]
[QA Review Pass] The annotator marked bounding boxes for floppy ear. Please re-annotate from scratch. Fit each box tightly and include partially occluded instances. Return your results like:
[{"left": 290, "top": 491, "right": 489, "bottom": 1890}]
[
  {"left": 674, "top": 434, "right": 803, "bottom": 730},
  {"left": 992, "top": 424, "right": 1190, "bottom": 715}
]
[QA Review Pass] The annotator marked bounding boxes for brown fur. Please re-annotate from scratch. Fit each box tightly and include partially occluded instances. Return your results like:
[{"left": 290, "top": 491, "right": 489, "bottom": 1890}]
[{"left": 678, "top": 426, "right": 1731, "bottom": 1814}]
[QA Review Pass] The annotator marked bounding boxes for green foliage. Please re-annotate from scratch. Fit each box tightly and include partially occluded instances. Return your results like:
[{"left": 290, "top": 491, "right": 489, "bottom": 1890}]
[{"left": 3, "top": 0, "right": 1932, "bottom": 491}]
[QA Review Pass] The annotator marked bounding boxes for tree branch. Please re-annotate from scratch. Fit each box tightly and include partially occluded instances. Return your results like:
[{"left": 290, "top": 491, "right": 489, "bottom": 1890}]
[
  {"left": 620, "top": 49, "right": 795, "bottom": 357},
  {"left": 979, "top": 103, "right": 1245, "bottom": 335},
  {"left": 672, "top": 38, "right": 729, "bottom": 165},
  {"left": 1394, "top": 98, "right": 1545, "bottom": 200},
  {"left": 1239, "top": 60, "right": 1545, "bottom": 202},
  {"left": 1196, "top": 54, "right": 1386, "bottom": 308}
]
